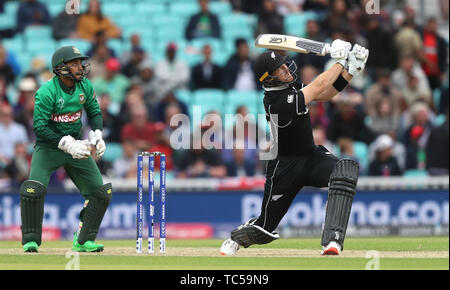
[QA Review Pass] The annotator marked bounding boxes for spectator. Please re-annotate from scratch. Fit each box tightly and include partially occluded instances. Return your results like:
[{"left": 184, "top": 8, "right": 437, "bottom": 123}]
[
  {"left": 403, "top": 102, "right": 433, "bottom": 170},
  {"left": 120, "top": 34, "right": 150, "bottom": 65},
  {"left": 426, "top": 109, "right": 449, "bottom": 175},
  {"left": 132, "top": 61, "right": 159, "bottom": 105},
  {"left": 112, "top": 139, "right": 138, "bottom": 178},
  {"left": 176, "top": 147, "right": 227, "bottom": 178},
  {"left": 0, "top": 105, "right": 29, "bottom": 166},
  {"left": 419, "top": 17, "right": 448, "bottom": 91},
  {"left": 16, "top": 0, "right": 51, "bottom": 33},
  {"left": 362, "top": 14, "right": 396, "bottom": 76},
  {"left": 366, "top": 96, "right": 401, "bottom": 136},
  {"left": 185, "top": 0, "right": 221, "bottom": 40},
  {"left": 77, "top": 0, "right": 121, "bottom": 41},
  {"left": 121, "top": 106, "right": 156, "bottom": 152},
  {"left": 191, "top": 44, "right": 223, "bottom": 90},
  {"left": 154, "top": 43, "right": 190, "bottom": 97},
  {"left": 148, "top": 122, "right": 174, "bottom": 171},
  {"left": 52, "top": 0, "right": 80, "bottom": 40},
  {"left": 97, "top": 93, "right": 122, "bottom": 143},
  {"left": 0, "top": 46, "right": 15, "bottom": 89},
  {"left": 302, "top": 0, "right": 330, "bottom": 16},
  {"left": 336, "top": 137, "right": 357, "bottom": 161},
  {"left": 122, "top": 46, "right": 146, "bottom": 79},
  {"left": 394, "top": 16, "right": 423, "bottom": 62},
  {"left": 368, "top": 131, "right": 406, "bottom": 171},
  {"left": 312, "top": 124, "right": 333, "bottom": 152},
  {"left": 223, "top": 38, "right": 259, "bottom": 91},
  {"left": 391, "top": 55, "right": 430, "bottom": 98},
  {"left": 14, "top": 77, "right": 38, "bottom": 142},
  {"left": 4, "top": 143, "right": 31, "bottom": 185},
  {"left": 155, "top": 91, "right": 188, "bottom": 124},
  {"left": 368, "top": 134, "right": 402, "bottom": 176},
  {"left": 85, "top": 30, "right": 116, "bottom": 58},
  {"left": 223, "top": 141, "right": 258, "bottom": 177},
  {"left": 309, "top": 101, "right": 329, "bottom": 130},
  {"left": 256, "top": 0, "right": 284, "bottom": 35},
  {"left": 117, "top": 88, "right": 148, "bottom": 126},
  {"left": 1, "top": 44, "right": 21, "bottom": 77},
  {"left": 294, "top": 19, "right": 328, "bottom": 72},
  {"left": 365, "top": 68, "right": 405, "bottom": 118},
  {"left": 320, "top": 0, "right": 351, "bottom": 37},
  {"left": 87, "top": 43, "right": 111, "bottom": 80},
  {"left": 230, "top": 0, "right": 263, "bottom": 14},
  {"left": 401, "top": 73, "right": 433, "bottom": 108},
  {"left": 327, "top": 93, "right": 375, "bottom": 144},
  {"left": 92, "top": 58, "right": 130, "bottom": 115}
]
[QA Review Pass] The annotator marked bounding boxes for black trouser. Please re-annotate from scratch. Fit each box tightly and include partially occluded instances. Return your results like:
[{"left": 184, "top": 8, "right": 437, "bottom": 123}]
[{"left": 254, "top": 145, "right": 338, "bottom": 232}]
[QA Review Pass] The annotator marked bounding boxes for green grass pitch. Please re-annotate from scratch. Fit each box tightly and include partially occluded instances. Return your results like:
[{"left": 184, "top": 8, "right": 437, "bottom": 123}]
[{"left": 0, "top": 236, "right": 448, "bottom": 270}]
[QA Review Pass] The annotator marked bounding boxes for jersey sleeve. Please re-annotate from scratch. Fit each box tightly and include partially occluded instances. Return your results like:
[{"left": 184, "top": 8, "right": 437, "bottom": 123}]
[
  {"left": 83, "top": 78, "right": 103, "bottom": 131},
  {"left": 33, "top": 89, "right": 63, "bottom": 145}
]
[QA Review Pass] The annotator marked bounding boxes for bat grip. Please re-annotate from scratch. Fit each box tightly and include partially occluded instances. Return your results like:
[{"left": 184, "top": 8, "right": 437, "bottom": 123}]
[{"left": 322, "top": 44, "right": 331, "bottom": 55}]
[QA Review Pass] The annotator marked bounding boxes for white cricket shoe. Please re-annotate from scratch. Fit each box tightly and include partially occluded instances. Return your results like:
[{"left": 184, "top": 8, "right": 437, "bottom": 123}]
[
  {"left": 220, "top": 238, "right": 240, "bottom": 256},
  {"left": 321, "top": 241, "right": 341, "bottom": 256}
]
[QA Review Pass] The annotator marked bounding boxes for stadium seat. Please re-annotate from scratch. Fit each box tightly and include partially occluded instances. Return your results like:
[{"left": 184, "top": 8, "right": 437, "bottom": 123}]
[
  {"left": 193, "top": 89, "right": 225, "bottom": 107},
  {"left": 209, "top": 1, "right": 232, "bottom": 15},
  {"left": 57, "top": 38, "right": 91, "bottom": 54},
  {"left": 23, "top": 26, "right": 52, "bottom": 41},
  {"left": 284, "top": 12, "right": 318, "bottom": 38},
  {"left": 174, "top": 89, "right": 192, "bottom": 105},
  {"left": 0, "top": 13, "right": 15, "bottom": 30},
  {"left": 134, "top": 2, "right": 166, "bottom": 14},
  {"left": 2, "top": 36, "right": 24, "bottom": 54},
  {"left": 403, "top": 169, "right": 429, "bottom": 177},
  {"left": 102, "top": 142, "right": 123, "bottom": 162},
  {"left": 169, "top": 2, "right": 200, "bottom": 19}
]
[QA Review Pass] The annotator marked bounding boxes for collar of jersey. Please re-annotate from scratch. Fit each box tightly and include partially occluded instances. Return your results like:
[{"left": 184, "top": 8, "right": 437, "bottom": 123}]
[
  {"left": 262, "top": 84, "right": 290, "bottom": 91},
  {"left": 57, "top": 77, "right": 76, "bottom": 95}
]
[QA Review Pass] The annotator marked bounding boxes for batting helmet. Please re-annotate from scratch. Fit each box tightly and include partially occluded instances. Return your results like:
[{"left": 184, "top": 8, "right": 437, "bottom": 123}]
[
  {"left": 52, "top": 46, "right": 90, "bottom": 80},
  {"left": 254, "top": 51, "right": 297, "bottom": 87}
]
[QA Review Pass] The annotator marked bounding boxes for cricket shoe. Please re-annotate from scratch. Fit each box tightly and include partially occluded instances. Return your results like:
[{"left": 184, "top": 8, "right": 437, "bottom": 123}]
[
  {"left": 23, "top": 241, "right": 38, "bottom": 253},
  {"left": 220, "top": 238, "right": 240, "bottom": 256},
  {"left": 321, "top": 241, "right": 341, "bottom": 256},
  {"left": 71, "top": 232, "right": 104, "bottom": 252}
]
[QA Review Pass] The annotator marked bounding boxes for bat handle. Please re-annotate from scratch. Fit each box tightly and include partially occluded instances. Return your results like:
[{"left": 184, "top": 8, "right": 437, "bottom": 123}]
[{"left": 322, "top": 44, "right": 331, "bottom": 55}]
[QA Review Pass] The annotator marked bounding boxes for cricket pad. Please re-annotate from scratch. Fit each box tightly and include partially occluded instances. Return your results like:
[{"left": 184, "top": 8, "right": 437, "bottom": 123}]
[
  {"left": 20, "top": 180, "right": 46, "bottom": 246},
  {"left": 321, "top": 159, "right": 359, "bottom": 250},
  {"left": 77, "top": 183, "right": 112, "bottom": 244}
]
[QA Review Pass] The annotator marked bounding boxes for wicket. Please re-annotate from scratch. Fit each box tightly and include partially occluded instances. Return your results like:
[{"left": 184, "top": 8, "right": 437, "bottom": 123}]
[{"left": 136, "top": 152, "right": 166, "bottom": 254}]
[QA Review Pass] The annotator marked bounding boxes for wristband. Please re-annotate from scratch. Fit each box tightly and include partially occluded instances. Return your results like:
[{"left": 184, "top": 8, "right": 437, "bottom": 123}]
[{"left": 332, "top": 74, "right": 349, "bottom": 92}]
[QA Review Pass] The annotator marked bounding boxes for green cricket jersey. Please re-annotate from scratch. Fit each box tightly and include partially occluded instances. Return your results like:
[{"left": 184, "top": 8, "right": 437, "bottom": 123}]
[{"left": 33, "top": 76, "right": 103, "bottom": 148}]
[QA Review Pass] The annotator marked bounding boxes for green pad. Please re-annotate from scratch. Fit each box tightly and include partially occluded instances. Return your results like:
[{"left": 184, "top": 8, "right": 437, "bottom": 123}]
[
  {"left": 77, "top": 183, "right": 112, "bottom": 244},
  {"left": 20, "top": 180, "right": 46, "bottom": 246}
]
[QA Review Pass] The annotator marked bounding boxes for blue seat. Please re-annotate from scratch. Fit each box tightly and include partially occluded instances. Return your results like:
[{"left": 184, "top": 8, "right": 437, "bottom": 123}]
[
  {"left": 169, "top": 2, "right": 199, "bottom": 19},
  {"left": 209, "top": 1, "right": 233, "bottom": 15},
  {"left": 174, "top": 89, "right": 192, "bottom": 104},
  {"left": 57, "top": 38, "right": 91, "bottom": 54},
  {"left": 23, "top": 26, "right": 52, "bottom": 41},
  {"left": 135, "top": 2, "right": 166, "bottom": 14},
  {"left": 284, "top": 12, "right": 318, "bottom": 37},
  {"left": 102, "top": 142, "right": 123, "bottom": 162},
  {"left": 2, "top": 36, "right": 24, "bottom": 53},
  {"left": 403, "top": 169, "right": 429, "bottom": 177},
  {"left": 0, "top": 13, "right": 15, "bottom": 29},
  {"left": 193, "top": 89, "right": 225, "bottom": 106}
]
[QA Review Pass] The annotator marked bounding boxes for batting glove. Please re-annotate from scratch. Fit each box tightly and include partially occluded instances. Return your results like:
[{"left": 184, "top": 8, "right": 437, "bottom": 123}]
[
  {"left": 88, "top": 129, "right": 106, "bottom": 158},
  {"left": 330, "top": 39, "right": 352, "bottom": 67},
  {"left": 346, "top": 44, "right": 369, "bottom": 77},
  {"left": 58, "top": 135, "right": 91, "bottom": 159}
]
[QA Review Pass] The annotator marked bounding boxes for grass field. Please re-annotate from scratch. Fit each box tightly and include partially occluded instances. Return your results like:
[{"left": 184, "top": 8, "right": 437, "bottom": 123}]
[{"left": 0, "top": 236, "right": 448, "bottom": 270}]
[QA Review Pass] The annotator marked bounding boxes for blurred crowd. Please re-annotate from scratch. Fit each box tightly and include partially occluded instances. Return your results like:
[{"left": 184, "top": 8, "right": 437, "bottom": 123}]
[{"left": 0, "top": 0, "right": 448, "bottom": 188}]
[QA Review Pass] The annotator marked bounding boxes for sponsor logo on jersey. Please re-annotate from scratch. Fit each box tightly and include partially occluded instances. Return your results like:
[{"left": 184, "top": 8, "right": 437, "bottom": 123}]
[{"left": 50, "top": 110, "right": 82, "bottom": 123}]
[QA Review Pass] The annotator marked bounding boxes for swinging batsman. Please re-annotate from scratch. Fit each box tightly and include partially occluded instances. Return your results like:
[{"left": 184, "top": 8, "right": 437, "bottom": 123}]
[{"left": 20, "top": 46, "right": 111, "bottom": 252}]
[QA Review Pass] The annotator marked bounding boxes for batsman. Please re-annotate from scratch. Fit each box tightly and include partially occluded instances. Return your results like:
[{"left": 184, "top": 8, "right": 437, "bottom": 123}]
[
  {"left": 20, "top": 46, "right": 111, "bottom": 253},
  {"left": 221, "top": 40, "right": 369, "bottom": 256}
]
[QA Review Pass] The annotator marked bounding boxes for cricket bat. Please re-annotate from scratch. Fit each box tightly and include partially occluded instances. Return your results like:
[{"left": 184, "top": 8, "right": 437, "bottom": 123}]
[{"left": 255, "top": 34, "right": 331, "bottom": 56}]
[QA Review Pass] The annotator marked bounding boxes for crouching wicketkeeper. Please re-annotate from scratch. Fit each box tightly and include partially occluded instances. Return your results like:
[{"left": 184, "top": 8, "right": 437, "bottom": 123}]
[{"left": 20, "top": 46, "right": 111, "bottom": 253}]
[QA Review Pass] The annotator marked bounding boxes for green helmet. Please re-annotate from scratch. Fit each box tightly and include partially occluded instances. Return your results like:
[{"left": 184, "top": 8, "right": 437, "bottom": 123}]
[{"left": 52, "top": 46, "right": 90, "bottom": 80}]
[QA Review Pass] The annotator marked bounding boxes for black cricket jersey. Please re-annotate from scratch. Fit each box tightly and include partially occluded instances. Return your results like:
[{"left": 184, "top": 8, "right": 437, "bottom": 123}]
[{"left": 263, "top": 83, "right": 315, "bottom": 157}]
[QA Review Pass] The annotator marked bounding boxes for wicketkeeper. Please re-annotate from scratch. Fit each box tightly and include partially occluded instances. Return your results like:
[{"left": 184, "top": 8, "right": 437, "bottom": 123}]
[
  {"left": 20, "top": 46, "right": 111, "bottom": 252},
  {"left": 221, "top": 40, "right": 369, "bottom": 255}
]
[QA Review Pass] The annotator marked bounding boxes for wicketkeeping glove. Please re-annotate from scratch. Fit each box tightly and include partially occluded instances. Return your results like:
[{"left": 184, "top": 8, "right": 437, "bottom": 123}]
[
  {"left": 88, "top": 129, "right": 106, "bottom": 158},
  {"left": 58, "top": 135, "right": 91, "bottom": 159}
]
